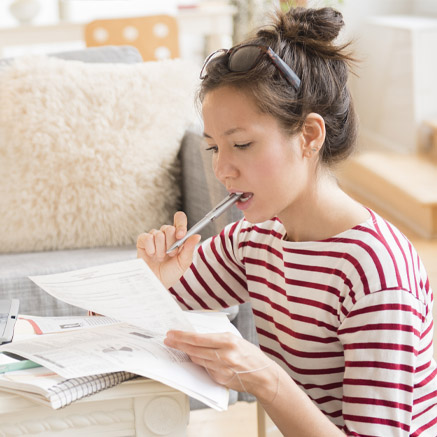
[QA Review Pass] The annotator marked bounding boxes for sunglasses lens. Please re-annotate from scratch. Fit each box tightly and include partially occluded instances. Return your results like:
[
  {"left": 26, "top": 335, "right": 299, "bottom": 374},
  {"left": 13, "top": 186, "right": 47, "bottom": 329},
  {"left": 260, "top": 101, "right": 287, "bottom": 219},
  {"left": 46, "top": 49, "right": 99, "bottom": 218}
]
[{"left": 229, "top": 46, "right": 262, "bottom": 72}]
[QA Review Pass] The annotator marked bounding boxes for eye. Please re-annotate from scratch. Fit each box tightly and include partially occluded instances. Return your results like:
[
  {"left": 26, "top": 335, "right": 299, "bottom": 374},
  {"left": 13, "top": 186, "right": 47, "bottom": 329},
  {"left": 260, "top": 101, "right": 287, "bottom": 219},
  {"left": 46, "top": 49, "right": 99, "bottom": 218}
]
[
  {"left": 234, "top": 142, "right": 252, "bottom": 149},
  {"left": 205, "top": 145, "right": 218, "bottom": 153}
]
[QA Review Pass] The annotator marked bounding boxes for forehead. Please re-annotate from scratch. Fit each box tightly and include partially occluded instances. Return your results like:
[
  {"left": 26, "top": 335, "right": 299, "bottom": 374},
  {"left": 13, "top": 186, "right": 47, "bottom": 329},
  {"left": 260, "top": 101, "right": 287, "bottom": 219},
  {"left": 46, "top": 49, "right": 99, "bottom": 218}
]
[{"left": 202, "top": 86, "right": 264, "bottom": 127}]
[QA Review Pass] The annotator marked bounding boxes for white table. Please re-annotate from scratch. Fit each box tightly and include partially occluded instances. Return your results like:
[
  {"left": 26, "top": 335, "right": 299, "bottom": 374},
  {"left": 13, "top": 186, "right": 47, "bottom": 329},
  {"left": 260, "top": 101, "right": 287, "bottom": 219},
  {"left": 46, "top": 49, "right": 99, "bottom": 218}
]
[
  {"left": 0, "top": 378, "right": 189, "bottom": 436},
  {"left": 0, "top": 318, "right": 190, "bottom": 436}
]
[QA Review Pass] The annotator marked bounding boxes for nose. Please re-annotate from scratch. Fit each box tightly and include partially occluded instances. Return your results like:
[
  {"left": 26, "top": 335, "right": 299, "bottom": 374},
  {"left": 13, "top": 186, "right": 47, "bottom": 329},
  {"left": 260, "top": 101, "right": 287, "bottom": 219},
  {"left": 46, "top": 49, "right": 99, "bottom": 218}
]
[{"left": 213, "top": 148, "right": 238, "bottom": 185}]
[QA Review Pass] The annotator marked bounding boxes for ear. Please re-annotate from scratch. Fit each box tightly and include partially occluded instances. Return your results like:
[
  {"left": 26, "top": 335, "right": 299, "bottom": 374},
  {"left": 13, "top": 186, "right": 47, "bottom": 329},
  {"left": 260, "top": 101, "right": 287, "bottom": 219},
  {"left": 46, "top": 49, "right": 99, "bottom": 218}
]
[{"left": 301, "top": 113, "right": 326, "bottom": 158}]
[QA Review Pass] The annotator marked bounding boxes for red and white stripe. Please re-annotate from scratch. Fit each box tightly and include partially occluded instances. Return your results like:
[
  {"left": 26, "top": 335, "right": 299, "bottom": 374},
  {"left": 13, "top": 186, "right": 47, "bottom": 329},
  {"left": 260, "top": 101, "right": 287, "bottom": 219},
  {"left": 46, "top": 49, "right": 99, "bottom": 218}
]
[{"left": 170, "top": 210, "right": 436, "bottom": 436}]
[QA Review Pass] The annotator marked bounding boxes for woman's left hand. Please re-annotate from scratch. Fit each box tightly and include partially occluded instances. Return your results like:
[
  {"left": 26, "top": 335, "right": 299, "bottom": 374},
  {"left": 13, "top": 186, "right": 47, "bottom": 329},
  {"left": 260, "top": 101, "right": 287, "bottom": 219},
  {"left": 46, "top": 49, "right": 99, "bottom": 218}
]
[{"left": 164, "top": 330, "right": 279, "bottom": 403}]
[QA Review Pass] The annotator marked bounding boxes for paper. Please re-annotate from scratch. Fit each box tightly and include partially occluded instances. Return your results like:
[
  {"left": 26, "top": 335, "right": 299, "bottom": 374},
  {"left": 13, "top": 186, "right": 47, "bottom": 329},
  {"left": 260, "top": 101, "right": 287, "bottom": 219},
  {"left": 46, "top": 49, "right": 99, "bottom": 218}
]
[
  {"left": 29, "top": 259, "right": 194, "bottom": 336},
  {"left": 1, "top": 313, "right": 236, "bottom": 410},
  {"left": 19, "top": 315, "right": 120, "bottom": 335},
  {"left": 0, "top": 259, "right": 241, "bottom": 411}
]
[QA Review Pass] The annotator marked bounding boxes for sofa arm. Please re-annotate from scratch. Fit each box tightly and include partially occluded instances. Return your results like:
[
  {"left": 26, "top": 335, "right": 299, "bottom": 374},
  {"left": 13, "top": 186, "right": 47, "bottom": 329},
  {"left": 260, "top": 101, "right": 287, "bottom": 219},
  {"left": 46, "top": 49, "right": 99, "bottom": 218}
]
[
  {"left": 179, "top": 130, "right": 243, "bottom": 239},
  {"left": 232, "top": 302, "right": 258, "bottom": 402}
]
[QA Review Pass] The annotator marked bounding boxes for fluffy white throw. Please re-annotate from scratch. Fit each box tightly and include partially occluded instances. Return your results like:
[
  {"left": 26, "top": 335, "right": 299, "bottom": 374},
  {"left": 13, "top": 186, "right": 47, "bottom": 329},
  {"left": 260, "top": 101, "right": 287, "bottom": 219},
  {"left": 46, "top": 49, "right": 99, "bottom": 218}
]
[{"left": 0, "top": 55, "right": 199, "bottom": 252}]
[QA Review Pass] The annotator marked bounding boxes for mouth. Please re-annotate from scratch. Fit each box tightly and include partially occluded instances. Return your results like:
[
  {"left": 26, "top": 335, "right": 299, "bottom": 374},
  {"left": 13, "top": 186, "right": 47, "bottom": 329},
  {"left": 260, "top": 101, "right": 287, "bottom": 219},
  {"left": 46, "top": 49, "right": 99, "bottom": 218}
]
[
  {"left": 233, "top": 192, "right": 253, "bottom": 210},
  {"left": 238, "top": 192, "right": 253, "bottom": 202}
]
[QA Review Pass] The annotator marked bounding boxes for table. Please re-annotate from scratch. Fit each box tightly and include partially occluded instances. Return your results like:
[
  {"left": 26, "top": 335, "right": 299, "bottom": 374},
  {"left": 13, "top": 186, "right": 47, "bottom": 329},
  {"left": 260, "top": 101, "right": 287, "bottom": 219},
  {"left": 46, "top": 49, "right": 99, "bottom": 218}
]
[
  {"left": 0, "top": 378, "right": 189, "bottom": 436},
  {"left": 0, "top": 318, "right": 190, "bottom": 436}
]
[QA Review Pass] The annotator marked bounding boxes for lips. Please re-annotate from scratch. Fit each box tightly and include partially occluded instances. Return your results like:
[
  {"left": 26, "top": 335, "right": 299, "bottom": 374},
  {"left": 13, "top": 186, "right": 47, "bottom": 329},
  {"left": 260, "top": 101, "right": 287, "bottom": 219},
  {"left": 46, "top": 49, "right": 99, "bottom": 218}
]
[
  {"left": 238, "top": 192, "right": 253, "bottom": 202},
  {"left": 234, "top": 192, "right": 253, "bottom": 211}
]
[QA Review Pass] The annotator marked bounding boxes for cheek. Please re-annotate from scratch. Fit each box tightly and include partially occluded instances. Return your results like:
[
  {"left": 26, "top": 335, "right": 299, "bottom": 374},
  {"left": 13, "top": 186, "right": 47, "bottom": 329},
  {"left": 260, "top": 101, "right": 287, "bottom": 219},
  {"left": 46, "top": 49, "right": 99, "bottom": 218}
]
[
  {"left": 254, "top": 154, "right": 290, "bottom": 184},
  {"left": 211, "top": 155, "right": 220, "bottom": 178}
]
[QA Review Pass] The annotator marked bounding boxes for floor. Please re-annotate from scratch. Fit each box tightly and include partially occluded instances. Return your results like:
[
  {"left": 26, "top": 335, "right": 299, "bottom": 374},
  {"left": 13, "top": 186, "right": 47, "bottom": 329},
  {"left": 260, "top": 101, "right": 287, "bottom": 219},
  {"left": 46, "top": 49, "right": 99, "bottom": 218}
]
[{"left": 187, "top": 401, "right": 282, "bottom": 437}]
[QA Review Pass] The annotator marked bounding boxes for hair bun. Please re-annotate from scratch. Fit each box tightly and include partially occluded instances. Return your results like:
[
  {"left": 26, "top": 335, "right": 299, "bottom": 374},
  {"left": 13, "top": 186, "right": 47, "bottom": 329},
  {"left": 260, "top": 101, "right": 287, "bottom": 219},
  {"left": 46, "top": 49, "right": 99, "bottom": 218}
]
[{"left": 277, "top": 7, "right": 344, "bottom": 43}]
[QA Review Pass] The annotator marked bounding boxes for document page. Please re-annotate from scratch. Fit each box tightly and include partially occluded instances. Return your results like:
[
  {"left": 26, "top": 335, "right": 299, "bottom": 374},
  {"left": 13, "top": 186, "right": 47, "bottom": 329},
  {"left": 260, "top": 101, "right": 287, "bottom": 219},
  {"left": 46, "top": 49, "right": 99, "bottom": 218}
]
[
  {"left": 29, "top": 259, "right": 194, "bottom": 336},
  {"left": 0, "top": 312, "right": 238, "bottom": 411},
  {"left": 19, "top": 315, "right": 120, "bottom": 335}
]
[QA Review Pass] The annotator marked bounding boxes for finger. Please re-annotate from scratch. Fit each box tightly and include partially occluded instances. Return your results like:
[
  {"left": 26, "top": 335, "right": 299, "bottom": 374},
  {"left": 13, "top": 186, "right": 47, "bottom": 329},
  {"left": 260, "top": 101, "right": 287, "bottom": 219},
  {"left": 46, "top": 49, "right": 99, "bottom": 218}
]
[
  {"left": 165, "top": 338, "right": 217, "bottom": 361},
  {"left": 165, "top": 332, "right": 237, "bottom": 364},
  {"left": 166, "top": 330, "right": 237, "bottom": 350},
  {"left": 173, "top": 211, "right": 188, "bottom": 239},
  {"left": 177, "top": 234, "right": 201, "bottom": 270},
  {"left": 137, "top": 233, "right": 155, "bottom": 257},
  {"left": 160, "top": 225, "right": 177, "bottom": 253},
  {"left": 151, "top": 230, "right": 166, "bottom": 260}
]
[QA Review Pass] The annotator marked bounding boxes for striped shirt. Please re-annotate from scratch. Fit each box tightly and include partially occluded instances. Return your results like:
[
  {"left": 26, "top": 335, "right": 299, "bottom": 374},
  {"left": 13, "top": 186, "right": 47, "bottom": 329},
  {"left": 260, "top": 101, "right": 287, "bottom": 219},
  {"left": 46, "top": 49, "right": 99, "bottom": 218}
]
[{"left": 170, "top": 210, "right": 437, "bottom": 436}]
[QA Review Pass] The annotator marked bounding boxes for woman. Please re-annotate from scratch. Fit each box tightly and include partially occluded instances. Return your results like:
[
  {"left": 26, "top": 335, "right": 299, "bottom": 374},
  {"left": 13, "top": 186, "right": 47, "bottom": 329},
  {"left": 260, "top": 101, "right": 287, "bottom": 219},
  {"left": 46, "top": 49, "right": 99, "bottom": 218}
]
[{"left": 137, "top": 7, "right": 436, "bottom": 436}]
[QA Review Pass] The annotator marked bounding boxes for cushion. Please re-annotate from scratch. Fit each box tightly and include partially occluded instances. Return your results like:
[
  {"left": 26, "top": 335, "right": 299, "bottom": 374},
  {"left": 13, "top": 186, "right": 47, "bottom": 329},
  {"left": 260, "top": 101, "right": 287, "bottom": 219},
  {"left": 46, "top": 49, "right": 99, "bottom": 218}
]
[
  {"left": 0, "top": 45, "right": 144, "bottom": 69},
  {"left": 0, "top": 55, "right": 199, "bottom": 253}
]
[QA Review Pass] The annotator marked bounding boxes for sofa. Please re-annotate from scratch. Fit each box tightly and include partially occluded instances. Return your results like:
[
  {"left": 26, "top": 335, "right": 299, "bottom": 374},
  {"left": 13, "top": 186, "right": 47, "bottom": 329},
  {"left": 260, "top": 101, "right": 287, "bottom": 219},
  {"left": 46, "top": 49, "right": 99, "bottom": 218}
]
[{"left": 0, "top": 45, "right": 256, "bottom": 406}]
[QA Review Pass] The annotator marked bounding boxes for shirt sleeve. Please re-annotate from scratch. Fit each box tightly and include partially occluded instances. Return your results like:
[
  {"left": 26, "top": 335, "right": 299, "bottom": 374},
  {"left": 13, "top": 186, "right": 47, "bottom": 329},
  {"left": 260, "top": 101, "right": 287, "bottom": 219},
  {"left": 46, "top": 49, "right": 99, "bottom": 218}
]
[
  {"left": 169, "top": 220, "right": 251, "bottom": 311},
  {"left": 337, "top": 288, "right": 430, "bottom": 436}
]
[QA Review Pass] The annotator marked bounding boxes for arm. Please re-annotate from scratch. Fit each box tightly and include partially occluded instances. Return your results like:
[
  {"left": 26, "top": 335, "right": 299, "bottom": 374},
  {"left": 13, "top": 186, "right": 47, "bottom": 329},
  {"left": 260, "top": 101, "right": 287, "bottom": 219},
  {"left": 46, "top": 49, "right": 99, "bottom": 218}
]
[
  {"left": 337, "top": 289, "right": 425, "bottom": 436},
  {"left": 164, "top": 330, "right": 344, "bottom": 437}
]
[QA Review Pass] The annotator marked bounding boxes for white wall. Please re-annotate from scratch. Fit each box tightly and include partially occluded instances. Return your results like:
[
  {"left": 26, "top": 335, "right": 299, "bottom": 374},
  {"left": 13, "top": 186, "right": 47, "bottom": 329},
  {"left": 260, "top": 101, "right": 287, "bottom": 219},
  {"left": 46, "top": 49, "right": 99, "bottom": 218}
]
[
  {"left": 330, "top": 0, "right": 437, "bottom": 155},
  {"left": 0, "top": 0, "right": 202, "bottom": 59},
  {"left": 0, "top": 0, "right": 178, "bottom": 27},
  {"left": 413, "top": 0, "right": 437, "bottom": 15}
]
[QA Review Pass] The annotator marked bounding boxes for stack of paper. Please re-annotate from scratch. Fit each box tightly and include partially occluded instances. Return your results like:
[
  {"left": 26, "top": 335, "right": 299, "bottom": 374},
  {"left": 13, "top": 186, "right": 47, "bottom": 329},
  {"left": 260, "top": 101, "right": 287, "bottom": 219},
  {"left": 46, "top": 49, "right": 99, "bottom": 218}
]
[{"left": 0, "top": 259, "right": 239, "bottom": 411}]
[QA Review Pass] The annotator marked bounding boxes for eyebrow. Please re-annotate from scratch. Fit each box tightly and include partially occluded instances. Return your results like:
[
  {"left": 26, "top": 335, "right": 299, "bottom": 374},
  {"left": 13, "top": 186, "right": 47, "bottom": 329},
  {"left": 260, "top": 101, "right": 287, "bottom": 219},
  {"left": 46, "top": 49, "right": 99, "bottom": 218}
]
[{"left": 203, "top": 127, "right": 246, "bottom": 139}]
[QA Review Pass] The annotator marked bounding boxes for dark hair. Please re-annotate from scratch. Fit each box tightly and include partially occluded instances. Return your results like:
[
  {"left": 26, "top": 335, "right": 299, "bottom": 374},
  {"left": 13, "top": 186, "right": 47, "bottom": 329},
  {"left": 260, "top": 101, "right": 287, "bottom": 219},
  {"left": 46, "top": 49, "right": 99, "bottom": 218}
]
[{"left": 198, "top": 7, "right": 358, "bottom": 166}]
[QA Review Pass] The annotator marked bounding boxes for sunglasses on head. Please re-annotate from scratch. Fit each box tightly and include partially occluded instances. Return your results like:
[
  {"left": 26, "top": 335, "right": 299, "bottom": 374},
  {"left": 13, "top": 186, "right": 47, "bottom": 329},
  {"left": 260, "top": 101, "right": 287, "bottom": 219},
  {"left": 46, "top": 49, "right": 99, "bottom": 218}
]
[{"left": 200, "top": 44, "right": 301, "bottom": 92}]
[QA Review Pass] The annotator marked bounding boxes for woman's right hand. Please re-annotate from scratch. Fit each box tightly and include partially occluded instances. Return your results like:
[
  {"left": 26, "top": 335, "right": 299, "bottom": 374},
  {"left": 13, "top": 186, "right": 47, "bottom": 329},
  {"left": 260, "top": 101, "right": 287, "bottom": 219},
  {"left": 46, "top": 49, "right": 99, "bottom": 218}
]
[{"left": 136, "top": 211, "right": 201, "bottom": 289}]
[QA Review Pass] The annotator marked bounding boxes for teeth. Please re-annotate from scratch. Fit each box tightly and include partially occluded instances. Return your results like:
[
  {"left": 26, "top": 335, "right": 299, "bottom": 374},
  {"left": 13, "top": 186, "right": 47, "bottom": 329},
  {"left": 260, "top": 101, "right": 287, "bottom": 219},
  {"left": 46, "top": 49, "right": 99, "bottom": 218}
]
[{"left": 239, "top": 193, "right": 253, "bottom": 202}]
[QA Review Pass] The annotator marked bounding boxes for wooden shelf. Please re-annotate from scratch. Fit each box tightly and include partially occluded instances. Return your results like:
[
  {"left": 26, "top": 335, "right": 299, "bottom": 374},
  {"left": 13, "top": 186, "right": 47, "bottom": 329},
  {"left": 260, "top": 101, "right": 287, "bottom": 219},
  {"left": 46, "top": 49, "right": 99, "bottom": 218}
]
[{"left": 337, "top": 151, "right": 437, "bottom": 239}]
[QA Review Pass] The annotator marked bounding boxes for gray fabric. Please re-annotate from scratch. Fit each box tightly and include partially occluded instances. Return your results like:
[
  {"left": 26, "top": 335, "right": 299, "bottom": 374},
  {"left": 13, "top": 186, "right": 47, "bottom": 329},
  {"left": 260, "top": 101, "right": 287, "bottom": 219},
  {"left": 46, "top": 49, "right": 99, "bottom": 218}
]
[
  {"left": 0, "top": 246, "right": 137, "bottom": 316},
  {"left": 180, "top": 130, "right": 244, "bottom": 240},
  {"left": 0, "top": 45, "right": 143, "bottom": 68},
  {"left": 233, "top": 302, "right": 258, "bottom": 403},
  {"left": 50, "top": 45, "right": 143, "bottom": 63}
]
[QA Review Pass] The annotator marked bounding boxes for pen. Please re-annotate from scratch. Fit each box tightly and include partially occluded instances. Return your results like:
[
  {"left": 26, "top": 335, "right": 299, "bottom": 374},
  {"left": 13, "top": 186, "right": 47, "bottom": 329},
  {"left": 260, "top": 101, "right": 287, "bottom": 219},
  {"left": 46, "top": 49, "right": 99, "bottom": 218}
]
[{"left": 166, "top": 192, "right": 243, "bottom": 254}]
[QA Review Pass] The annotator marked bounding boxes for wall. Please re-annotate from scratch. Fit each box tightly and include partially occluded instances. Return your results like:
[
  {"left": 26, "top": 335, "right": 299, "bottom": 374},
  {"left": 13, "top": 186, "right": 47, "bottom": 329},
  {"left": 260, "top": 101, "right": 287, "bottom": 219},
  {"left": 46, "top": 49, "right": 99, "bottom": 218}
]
[
  {"left": 0, "top": 0, "right": 178, "bottom": 27},
  {"left": 413, "top": 0, "right": 437, "bottom": 15}
]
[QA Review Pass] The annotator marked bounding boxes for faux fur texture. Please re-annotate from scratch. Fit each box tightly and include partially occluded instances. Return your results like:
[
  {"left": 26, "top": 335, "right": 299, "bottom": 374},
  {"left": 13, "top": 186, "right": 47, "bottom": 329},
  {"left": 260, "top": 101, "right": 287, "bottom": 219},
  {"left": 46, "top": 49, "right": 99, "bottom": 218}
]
[{"left": 0, "top": 56, "right": 199, "bottom": 252}]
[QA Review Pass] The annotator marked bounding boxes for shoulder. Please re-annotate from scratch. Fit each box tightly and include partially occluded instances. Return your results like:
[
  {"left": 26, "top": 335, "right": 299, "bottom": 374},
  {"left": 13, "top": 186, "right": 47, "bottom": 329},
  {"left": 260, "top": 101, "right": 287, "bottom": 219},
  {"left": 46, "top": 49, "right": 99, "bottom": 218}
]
[
  {"left": 230, "top": 217, "right": 286, "bottom": 249},
  {"left": 333, "top": 209, "right": 431, "bottom": 305},
  {"left": 206, "top": 217, "right": 285, "bottom": 260}
]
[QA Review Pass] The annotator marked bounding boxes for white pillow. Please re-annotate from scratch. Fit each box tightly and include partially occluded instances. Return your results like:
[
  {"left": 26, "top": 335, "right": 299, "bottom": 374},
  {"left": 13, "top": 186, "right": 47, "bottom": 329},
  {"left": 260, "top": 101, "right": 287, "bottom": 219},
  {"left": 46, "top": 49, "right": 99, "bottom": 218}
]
[{"left": 0, "top": 55, "right": 199, "bottom": 252}]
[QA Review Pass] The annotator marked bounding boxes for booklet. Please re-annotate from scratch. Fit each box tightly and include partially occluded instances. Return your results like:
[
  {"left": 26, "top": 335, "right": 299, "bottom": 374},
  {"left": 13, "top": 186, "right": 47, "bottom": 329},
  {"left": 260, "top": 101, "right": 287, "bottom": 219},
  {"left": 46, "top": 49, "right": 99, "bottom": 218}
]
[
  {"left": 0, "top": 365, "right": 137, "bottom": 409},
  {"left": 0, "top": 259, "right": 240, "bottom": 411}
]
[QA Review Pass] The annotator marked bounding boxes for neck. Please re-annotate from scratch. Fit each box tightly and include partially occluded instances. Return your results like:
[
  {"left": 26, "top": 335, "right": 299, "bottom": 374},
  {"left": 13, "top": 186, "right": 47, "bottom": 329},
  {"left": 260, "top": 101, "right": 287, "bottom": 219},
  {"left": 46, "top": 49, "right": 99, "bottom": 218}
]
[{"left": 278, "top": 172, "right": 369, "bottom": 243}]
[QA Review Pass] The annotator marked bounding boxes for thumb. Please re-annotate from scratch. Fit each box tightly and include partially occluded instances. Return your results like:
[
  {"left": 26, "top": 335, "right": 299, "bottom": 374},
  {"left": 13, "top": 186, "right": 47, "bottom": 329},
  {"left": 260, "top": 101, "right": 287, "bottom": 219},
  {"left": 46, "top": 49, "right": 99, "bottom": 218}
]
[{"left": 177, "top": 234, "right": 201, "bottom": 271}]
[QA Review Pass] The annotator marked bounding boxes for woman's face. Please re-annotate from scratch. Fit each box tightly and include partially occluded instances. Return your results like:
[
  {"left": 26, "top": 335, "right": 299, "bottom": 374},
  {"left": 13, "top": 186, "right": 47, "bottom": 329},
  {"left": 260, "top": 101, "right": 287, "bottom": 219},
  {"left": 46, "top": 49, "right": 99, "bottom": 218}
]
[{"left": 202, "top": 86, "right": 314, "bottom": 225}]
